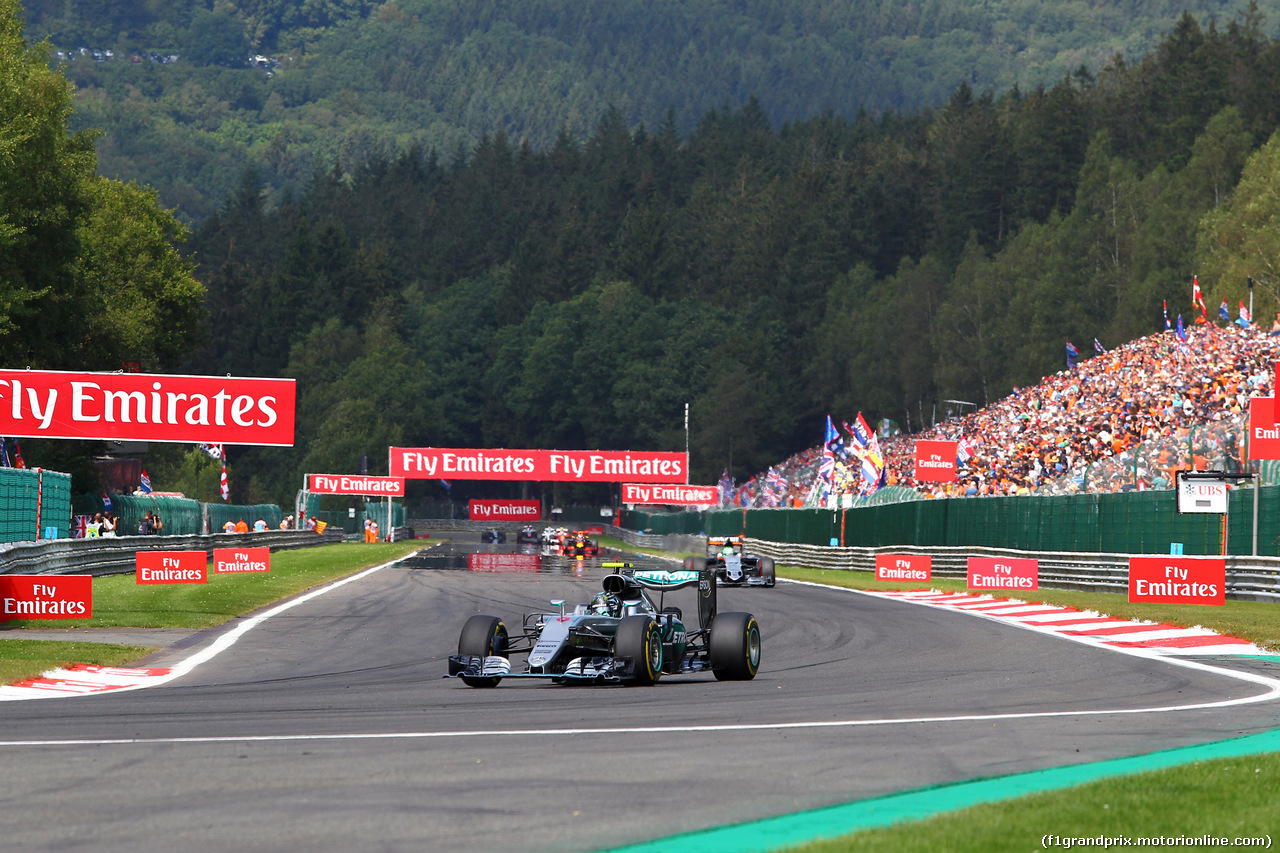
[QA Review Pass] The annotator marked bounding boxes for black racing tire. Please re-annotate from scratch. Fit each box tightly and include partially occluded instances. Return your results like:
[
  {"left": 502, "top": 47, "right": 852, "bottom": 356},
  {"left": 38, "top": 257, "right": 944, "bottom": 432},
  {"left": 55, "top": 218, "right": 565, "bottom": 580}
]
[
  {"left": 760, "top": 557, "right": 776, "bottom": 587},
  {"left": 615, "top": 615, "right": 663, "bottom": 686},
  {"left": 458, "top": 615, "right": 509, "bottom": 687},
  {"left": 709, "top": 611, "right": 761, "bottom": 681}
]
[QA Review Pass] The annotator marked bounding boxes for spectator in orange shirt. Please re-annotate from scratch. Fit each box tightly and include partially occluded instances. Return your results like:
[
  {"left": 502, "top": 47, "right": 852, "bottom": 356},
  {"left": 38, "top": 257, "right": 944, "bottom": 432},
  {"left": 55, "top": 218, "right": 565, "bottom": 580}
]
[{"left": 234, "top": 518, "right": 249, "bottom": 533}]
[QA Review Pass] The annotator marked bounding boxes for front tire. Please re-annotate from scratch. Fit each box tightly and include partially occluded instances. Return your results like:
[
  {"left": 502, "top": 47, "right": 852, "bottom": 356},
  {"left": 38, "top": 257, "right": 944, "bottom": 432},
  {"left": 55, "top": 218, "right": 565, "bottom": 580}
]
[
  {"left": 615, "top": 616, "right": 662, "bottom": 686},
  {"left": 458, "top": 615, "right": 508, "bottom": 687},
  {"left": 709, "top": 612, "right": 761, "bottom": 681},
  {"left": 759, "top": 557, "right": 776, "bottom": 587}
]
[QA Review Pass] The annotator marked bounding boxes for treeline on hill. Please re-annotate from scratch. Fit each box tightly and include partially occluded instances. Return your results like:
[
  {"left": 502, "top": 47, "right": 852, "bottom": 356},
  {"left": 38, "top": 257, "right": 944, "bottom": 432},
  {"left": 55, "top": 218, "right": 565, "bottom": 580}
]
[
  {"left": 19, "top": 0, "right": 1280, "bottom": 222},
  {"left": 181, "top": 11, "right": 1280, "bottom": 506}
]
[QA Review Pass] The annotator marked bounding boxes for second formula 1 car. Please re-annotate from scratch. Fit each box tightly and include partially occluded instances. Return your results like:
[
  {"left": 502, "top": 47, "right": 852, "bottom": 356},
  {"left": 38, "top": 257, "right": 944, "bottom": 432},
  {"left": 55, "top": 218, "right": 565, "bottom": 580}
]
[{"left": 687, "top": 536, "right": 775, "bottom": 587}]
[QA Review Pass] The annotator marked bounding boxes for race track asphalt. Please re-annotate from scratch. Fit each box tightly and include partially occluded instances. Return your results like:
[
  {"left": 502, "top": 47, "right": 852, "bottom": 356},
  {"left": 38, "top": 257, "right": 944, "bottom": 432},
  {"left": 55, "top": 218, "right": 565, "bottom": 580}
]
[{"left": 1, "top": 541, "right": 1278, "bottom": 852}]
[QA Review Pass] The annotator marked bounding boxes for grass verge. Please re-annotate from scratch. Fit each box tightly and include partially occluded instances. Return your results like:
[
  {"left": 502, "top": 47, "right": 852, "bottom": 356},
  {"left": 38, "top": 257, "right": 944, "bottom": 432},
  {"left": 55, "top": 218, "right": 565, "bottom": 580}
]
[
  {"left": 2, "top": 541, "right": 423, "bottom": 630},
  {"left": 0, "top": 639, "right": 156, "bottom": 685},
  {"left": 0, "top": 541, "right": 424, "bottom": 685},
  {"left": 785, "top": 753, "right": 1280, "bottom": 852},
  {"left": 780, "top": 566, "right": 1280, "bottom": 653}
]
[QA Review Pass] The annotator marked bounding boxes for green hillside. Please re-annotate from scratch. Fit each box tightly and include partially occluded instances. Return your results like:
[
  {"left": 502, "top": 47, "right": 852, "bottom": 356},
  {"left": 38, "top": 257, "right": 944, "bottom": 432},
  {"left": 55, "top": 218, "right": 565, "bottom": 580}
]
[{"left": 18, "top": 0, "right": 1280, "bottom": 222}]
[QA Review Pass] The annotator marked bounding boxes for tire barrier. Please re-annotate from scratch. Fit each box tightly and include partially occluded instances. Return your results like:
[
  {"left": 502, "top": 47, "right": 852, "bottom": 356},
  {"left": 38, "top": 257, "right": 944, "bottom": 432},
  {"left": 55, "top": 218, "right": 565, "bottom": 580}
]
[{"left": 0, "top": 530, "right": 345, "bottom": 577}]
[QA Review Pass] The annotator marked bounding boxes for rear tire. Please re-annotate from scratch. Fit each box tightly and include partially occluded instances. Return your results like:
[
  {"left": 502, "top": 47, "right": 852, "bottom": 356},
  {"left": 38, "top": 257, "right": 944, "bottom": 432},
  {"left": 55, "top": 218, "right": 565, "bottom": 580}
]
[
  {"left": 760, "top": 557, "right": 776, "bottom": 587},
  {"left": 710, "top": 612, "right": 760, "bottom": 681},
  {"left": 458, "top": 615, "right": 508, "bottom": 687},
  {"left": 615, "top": 616, "right": 662, "bottom": 686}
]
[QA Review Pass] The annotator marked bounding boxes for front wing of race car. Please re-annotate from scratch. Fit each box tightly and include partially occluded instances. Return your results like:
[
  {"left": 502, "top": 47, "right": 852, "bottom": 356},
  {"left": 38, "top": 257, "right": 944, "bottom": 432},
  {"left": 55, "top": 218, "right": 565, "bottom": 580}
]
[{"left": 446, "top": 653, "right": 643, "bottom": 683}]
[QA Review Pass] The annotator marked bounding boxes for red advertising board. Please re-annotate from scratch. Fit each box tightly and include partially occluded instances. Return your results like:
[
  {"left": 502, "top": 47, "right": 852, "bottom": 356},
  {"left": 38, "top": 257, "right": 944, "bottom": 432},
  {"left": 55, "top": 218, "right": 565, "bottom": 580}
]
[
  {"left": 622, "top": 484, "right": 718, "bottom": 505},
  {"left": 214, "top": 547, "right": 271, "bottom": 574},
  {"left": 468, "top": 553, "right": 541, "bottom": 573},
  {"left": 469, "top": 500, "right": 541, "bottom": 520},
  {"left": 0, "top": 370, "right": 295, "bottom": 445},
  {"left": 135, "top": 550, "right": 208, "bottom": 585},
  {"left": 308, "top": 474, "right": 406, "bottom": 496},
  {"left": 875, "top": 554, "right": 932, "bottom": 582},
  {"left": 0, "top": 575, "right": 92, "bottom": 620},
  {"left": 1128, "top": 556, "right": 1225, "bottom": 605},
  {"left": 1249, "top": 397, "right": 1280, "bottom": 460},
  {"left": 967, "top": 556, "right": 1038, "bottom": 591},
  {"left": 914, "top": 440, "right": 958, "bottom": 482},
  {"left": 391, "top": 447, "right": 687, "bottom": 483}
]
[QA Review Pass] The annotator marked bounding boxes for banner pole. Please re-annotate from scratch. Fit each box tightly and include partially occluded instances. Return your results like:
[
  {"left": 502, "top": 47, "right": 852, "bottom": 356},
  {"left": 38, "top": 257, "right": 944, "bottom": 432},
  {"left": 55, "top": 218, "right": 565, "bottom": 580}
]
[{"left": 1253, "top": 471, "right": 1259, "bottom": 557}]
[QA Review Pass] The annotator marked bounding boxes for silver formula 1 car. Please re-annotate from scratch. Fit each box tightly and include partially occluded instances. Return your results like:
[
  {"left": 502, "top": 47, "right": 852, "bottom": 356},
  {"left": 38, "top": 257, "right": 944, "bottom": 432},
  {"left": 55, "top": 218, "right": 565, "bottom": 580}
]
[
  {"left": 446, "top": 561, "right": 760, "bottom": 686},
  {"left": 688, "top": 536, "right": 776, "bottom": 587}
]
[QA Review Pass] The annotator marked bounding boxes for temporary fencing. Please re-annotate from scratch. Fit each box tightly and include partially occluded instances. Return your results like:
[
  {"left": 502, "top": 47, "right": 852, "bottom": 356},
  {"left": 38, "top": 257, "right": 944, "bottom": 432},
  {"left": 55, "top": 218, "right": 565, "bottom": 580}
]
[{"left": 0, "top": 468, "right": 72, "bottom": 543}]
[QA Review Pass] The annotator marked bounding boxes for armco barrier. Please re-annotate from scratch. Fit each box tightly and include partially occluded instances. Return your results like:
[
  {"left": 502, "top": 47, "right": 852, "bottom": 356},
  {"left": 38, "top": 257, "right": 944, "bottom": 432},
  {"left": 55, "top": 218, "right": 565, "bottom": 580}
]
[
  {"left": 741, "top": 538, "right": 1280, "bottom": 603},
  {"left": 0, "top": 530, "right": 345, "bottom": 577}
]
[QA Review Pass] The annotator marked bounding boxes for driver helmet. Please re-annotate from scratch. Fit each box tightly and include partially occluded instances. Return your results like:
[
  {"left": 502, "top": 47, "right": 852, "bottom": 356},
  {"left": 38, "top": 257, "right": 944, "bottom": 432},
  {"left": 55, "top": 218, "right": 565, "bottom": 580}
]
[
  {"left": 589, "top": 592, "right": 620, "bottom": 616},
  {"left": 721, "top": 543, "right": 736, "bottom": 556}
]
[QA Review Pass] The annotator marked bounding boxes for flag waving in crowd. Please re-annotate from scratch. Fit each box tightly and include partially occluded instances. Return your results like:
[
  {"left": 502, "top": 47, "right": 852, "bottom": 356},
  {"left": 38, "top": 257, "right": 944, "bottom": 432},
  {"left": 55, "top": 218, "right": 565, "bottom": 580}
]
[
  {"left": 1093, "top": 338, "right": 1105, "bottom": 353},
  {"left": 220, "top": 445, "right": 230, "bottom": 501},
  {"left": 1239, "top": 301, "right": 1252, "bottom": 328},
  {"left": 1163, "top": 299, "right": 1170, "bottom": 330},
  {"left": 1219, "top": 299, "right": 1230, "bottom": 321},
  {"left": 1192, "top": 275, "right": 1207, "bottom": 318},
  {"left": 1065, "top": 340, "right": 1079, "bottom": 368},
  {"left": 817, "top": 415, "right": 838, "bottom": 504},
  {"left": 139, "top": 469, "right": 152, "bottom": 494}
]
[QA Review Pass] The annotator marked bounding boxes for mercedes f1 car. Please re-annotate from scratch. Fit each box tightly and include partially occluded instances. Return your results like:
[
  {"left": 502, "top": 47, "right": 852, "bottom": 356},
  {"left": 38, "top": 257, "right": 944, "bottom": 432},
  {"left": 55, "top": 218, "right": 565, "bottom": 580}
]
[
  {"left": 480, "top": 529, "right": 507, "bottom": 544},
  {"left": 687, "top": 536, "right": 775, "bottom": 587},
  {"left": 516, "top": 526, "right": 540, "bottom": 544},
  {"left": 446, "top": 562, "right": 761, "bottom": 686}
]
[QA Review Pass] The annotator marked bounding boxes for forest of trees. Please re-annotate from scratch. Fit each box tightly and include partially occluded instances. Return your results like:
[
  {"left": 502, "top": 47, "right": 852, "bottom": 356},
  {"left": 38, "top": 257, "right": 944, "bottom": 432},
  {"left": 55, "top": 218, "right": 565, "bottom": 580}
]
[
  {"left": 18, "top": 0, "right": 1280, "bottom": 222},
  {"left": 172, "top": 9, "right": 1280, "bottom": 507},
  {"left": 10, "top": 2, "right": 1280, "bottom": 508}
]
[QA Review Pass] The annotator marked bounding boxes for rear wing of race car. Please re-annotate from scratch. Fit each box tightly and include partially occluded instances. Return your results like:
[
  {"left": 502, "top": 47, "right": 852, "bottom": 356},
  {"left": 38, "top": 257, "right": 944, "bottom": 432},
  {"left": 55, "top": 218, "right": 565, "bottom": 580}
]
[{"left": 602, "top": 562, "right": 717, "bottom": 630}]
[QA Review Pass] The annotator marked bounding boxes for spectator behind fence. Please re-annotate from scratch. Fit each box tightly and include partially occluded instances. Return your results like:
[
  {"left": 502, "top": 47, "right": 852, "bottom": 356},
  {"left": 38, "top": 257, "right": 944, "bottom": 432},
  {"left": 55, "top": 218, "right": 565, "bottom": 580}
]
[{"left": 234, "top": 518, "right": 249, "bottom": 533}]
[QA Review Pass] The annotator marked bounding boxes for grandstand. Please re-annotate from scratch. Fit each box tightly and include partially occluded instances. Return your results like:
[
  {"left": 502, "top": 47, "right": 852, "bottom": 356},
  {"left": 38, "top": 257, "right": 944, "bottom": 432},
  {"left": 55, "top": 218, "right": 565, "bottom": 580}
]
[{"left": 729, "top": 323, "right": 1274, "bottom": 506}]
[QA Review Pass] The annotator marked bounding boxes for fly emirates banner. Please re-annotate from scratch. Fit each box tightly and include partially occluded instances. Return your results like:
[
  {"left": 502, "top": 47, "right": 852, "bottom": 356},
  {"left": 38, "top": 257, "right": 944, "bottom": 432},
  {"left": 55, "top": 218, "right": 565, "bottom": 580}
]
[
  {"left": 0, "top": 370, "right": 295, "bottom": 445},
  {"left": 391, "top": 447, "right": 687, "bottom": 483}
]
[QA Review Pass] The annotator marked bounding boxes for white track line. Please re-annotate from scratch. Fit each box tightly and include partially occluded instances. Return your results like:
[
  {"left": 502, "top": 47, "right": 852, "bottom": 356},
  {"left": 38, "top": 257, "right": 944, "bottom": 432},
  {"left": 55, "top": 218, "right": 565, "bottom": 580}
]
[{"left": 0, "top": 554, "right": 411, "bottom": 701}]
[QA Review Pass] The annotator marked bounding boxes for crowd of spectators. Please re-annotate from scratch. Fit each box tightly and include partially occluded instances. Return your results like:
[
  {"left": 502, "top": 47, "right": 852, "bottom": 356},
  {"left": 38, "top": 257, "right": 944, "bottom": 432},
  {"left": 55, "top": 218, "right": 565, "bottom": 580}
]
[{"left": 732, "top": 323, "right": 1276, "bottom": 505}]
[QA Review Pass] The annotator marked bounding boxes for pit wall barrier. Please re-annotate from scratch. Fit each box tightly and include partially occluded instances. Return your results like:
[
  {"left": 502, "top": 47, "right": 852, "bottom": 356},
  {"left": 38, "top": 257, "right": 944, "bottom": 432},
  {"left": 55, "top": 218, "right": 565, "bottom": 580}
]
[
  {"left": 624, "top": 486, "right": 1280, "bottom": 557},
  {"left": 0, "top": 529, "right": 345, "bottom": 577}
]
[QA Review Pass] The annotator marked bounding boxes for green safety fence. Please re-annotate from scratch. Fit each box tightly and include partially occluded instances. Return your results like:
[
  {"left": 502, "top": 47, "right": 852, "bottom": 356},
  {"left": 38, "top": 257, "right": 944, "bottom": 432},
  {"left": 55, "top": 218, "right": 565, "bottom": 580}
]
[
  {"left": 362, "top": 500, "right": 406, "bottom": 533},
  {"left": 631, "top": 485, "right": 1280, "bottom": 556},
  {"left": 208, "top": 502, "right": 284, "bottom": 534},
  {"left": 0, "top": 468, "right": 71, "bottom": 543},
  {"left": 110, "top": 493, "right": 203, "bottom": 535}
]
